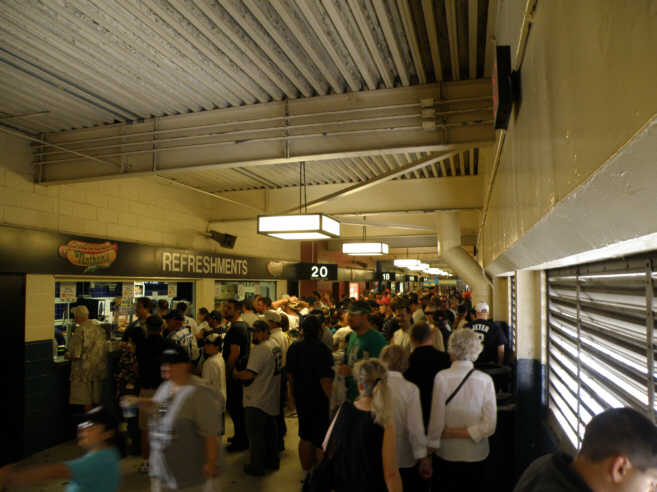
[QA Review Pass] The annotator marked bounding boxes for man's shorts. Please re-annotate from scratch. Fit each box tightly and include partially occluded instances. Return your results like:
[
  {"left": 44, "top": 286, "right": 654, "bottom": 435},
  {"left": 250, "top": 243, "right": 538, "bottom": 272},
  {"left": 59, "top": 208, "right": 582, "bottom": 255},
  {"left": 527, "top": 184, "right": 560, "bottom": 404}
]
[
  {"left": 69, "top": 380, "right": 102, "bottom": 406},
  {"left": 297, "top": 406, "right": 330, "bottom": 448}
]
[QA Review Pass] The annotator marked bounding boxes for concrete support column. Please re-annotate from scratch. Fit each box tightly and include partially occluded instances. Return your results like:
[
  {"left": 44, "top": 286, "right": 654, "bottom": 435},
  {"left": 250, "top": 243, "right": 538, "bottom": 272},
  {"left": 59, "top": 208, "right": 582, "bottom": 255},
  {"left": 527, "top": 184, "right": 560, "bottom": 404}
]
[
  {"left": 437, "top": 211, "right": 491, "bottom": 306},
  {"left": 493, "top": 276, "right": 509, "bottom": 322},
  {"left": 195, "top": 278, "right": 216, "bottom": 312},
  {"left": 25, "top": 274, "right": 55, "bottom": 342},
  {"left": 516, "top": 270, "right": 542, "bottom": 360}
]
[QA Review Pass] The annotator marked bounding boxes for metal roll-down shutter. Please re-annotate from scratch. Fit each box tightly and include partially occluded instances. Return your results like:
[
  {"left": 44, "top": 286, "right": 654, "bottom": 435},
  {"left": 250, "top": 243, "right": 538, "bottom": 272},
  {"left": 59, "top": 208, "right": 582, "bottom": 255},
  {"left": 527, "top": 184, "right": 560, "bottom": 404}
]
[{"left": 547, "top": 253, "right": 657, "bottom": 449}]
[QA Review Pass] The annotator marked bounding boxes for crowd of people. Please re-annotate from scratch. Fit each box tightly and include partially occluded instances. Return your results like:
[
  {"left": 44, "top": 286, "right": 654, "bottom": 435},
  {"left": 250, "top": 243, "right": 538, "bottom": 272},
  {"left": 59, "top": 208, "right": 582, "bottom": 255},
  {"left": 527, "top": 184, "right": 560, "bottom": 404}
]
[{"left": 1, "top": 288, "right": 656, "bottom": 492}]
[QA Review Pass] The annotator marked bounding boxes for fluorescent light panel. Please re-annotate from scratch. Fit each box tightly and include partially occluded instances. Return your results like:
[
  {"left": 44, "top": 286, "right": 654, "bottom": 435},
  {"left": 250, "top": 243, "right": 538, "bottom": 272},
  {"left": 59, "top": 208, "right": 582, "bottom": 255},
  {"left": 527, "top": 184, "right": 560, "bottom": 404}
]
[
  {"left": 342, "top": 242, "right": 389, "bottom": 255},
  {"left": 393, "top": 259, "right": 421, "bottom": 267},
  {"left": 257, "top": 214, "right": 340, "bottom": 240}
]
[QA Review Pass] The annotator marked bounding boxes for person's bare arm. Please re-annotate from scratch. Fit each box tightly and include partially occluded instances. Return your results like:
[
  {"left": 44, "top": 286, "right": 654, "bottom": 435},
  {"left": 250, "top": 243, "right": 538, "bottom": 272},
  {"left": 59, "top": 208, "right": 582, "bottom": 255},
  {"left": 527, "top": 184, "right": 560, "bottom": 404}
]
[
  {"left": 497, "top": 344, "right": 505, "bottom": 365},
  {"left": 319, "top": 377, "right": 333, "bottom": 400},
  {"left": 271, "top": 299, "right": 288, "bottom": 310},
  {"left": 227, "top": 344, "right": 240, "bottom": 370},
  {"left": 232, "top": 368, "right": 256, "bottom": 382},
  {"left": 203, "top": 435, "right": 217, "bottom": 478},
  {"left": 0, "top": 463, "right": 70, "bottom": 487},
  {"left": 382, "top": 421, "right": 403, "bottom": 492}
]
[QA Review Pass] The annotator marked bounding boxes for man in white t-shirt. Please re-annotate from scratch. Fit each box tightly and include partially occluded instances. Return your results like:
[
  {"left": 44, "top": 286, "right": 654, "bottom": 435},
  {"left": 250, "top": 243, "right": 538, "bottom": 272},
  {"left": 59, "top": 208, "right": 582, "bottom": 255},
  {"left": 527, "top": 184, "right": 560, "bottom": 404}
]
[{"left": 232, "top": 320, "right": 282, "bottom": 476}]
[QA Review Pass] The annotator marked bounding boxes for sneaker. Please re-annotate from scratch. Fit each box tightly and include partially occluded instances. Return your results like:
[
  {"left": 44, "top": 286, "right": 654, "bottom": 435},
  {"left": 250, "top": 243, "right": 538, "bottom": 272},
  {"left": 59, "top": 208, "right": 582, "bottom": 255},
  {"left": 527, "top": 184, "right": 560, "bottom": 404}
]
[
  {"left": 243, "top": 464, "right": 265, "bottom": 476},
  {"left": 137, "top": 461, "right": 149, "bottom": 474}
]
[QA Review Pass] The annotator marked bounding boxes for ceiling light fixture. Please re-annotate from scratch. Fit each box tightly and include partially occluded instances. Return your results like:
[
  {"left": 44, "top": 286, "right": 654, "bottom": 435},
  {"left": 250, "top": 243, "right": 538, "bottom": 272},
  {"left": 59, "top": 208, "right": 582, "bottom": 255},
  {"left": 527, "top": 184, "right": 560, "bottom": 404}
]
[
  {"left": 341, "top": 217, "right": 389, "bottom": 256},
  {"left": 257, "top": 162, "right": 341, "bottom": 240},
  {"left": 393, "top": 259, "right": 421, "bottom": 268}
]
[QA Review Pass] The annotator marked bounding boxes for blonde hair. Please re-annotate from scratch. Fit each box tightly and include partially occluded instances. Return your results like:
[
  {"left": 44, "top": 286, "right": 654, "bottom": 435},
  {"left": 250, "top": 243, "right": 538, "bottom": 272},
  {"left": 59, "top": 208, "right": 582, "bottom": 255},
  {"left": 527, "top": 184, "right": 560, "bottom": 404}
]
[
  {"left": 353, "top": 358, "right": 392, "bottom": 427},
  {"left": 380, "top": 344, "right": 409, "bottom": 373}
]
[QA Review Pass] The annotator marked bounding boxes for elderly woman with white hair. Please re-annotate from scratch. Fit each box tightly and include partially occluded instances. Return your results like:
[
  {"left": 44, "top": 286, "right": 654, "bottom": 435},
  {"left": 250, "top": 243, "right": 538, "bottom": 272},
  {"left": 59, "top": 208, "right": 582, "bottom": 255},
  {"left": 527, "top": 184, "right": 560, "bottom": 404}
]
[
  {"left": 67, "top": 305, "right": 108, "bottom": 411},
  {"left": 427, "top": 328, "right": 496, "bottom": 492}
]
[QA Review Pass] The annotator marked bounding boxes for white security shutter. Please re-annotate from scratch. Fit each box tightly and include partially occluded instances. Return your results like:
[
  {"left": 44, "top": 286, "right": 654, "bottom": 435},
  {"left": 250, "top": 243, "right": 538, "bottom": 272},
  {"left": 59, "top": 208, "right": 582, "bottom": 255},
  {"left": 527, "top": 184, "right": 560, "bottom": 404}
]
[
  {"left": 547, "top": 254, "right": 657, "bottom": 449},
  {"left": 510, "top": 274, "right": 517, "bottom": 352}
]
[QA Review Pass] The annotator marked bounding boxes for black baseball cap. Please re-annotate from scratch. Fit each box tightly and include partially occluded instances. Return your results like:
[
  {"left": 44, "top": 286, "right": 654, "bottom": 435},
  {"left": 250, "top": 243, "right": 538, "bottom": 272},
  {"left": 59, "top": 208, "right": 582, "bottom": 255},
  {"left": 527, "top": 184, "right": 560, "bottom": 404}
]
[
  {"left": 160, "top": 344, "right": 190, "bottom": 364},
  {"left": 163, "top": 311, "right": 184, "bottom": 321},
  {"left": 347, "top": 300, "right": 372, "bottom": 314},
  {"left": 79, "top": 406, "right": 118, "bottom": 431}
]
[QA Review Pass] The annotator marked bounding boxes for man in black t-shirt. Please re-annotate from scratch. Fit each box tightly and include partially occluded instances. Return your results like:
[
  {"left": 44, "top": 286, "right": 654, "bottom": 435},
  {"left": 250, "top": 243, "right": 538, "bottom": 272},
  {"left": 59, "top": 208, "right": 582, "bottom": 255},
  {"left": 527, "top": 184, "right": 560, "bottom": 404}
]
[
  {"left": 466, "top": 302, "right": 507, "bottom": 366},
  {"left": 222, "top": 299, "right": 251, "bottom": 451},
  {"left": 287, "top": 316, "right": 334, "bottom": 473},
  {"left": 404, "top": 322, "right": 450, "bottom": 430}
]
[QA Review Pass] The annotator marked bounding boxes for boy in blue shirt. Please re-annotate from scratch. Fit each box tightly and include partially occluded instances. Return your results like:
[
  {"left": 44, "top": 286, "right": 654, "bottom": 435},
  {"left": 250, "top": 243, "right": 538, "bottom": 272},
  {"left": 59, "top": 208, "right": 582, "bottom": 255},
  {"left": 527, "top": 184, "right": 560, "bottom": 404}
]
[{"left": 0, "top": 406, "right": 121, "bottom": 492}]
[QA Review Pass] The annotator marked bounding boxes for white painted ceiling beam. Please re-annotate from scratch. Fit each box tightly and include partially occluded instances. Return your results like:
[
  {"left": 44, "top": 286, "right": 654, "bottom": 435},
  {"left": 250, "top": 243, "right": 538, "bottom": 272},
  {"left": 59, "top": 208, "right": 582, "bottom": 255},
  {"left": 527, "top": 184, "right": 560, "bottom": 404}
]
[
  {"left": 194, "top": 0, "right": 298, "bottom": 99},
  {"left": 396, "top": 0, "right": 427, "bottom": 84},
  {"left": 372, "top": 0, "right": 410, "bottom": 86},
  {"left": 468, "top": 0, "right": 479, "bottom": 79},
  {"left": 445, "top": 0, "right": 461, "bottom": 80},
  {"left": 173, "top": 0, "right": 285, "bottom": 101},
  {"left": 267, "top": 0, "right": 345, "bottom": 94},
  {"left": 322, "top": 0, "right": 379, "bottom": 90},
  {"left": 484, "top": 0, "right": 498, "bottom": 77},
  {"left": 40, "top": 0, "right": 208, "bottom": 112},
  {"left": 0, "top": 12, "right": 160, "bottom": 117},
  {"left": 297, "top": 0, "right": 362, "bottom": 92},
  {"left": 421, "top": 0, "right": 443, "bottom": 82},
  {"left": 131, "top": 0, "right": 258, "bottom": 104},
  {"left": 242, "top": 0, "right": 329, "bottom": 96},
  {"left": 347, "top": 0, "right": 395, "bottom": 88},
  {"left": 219, "top": 0, "right": 314, "bottom": 97},
  {"left": 36, "top": 81, "right": 494, "bottom": 184}
]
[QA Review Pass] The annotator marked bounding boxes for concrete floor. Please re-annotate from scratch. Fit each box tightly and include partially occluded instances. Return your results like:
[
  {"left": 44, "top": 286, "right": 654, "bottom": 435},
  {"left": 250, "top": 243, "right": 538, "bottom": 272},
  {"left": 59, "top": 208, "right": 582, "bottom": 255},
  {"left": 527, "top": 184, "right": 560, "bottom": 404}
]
[{"left": 15, "top": 416, "right": 305, "bottom": 492}]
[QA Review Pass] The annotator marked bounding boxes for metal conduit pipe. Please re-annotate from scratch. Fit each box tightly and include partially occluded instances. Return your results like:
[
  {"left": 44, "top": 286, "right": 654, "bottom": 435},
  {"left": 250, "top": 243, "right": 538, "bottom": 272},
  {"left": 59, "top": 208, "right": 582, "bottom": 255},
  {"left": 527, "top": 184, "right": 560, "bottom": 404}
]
[{"left": 438, "top": 211, "right": 491, "bottom": 306}]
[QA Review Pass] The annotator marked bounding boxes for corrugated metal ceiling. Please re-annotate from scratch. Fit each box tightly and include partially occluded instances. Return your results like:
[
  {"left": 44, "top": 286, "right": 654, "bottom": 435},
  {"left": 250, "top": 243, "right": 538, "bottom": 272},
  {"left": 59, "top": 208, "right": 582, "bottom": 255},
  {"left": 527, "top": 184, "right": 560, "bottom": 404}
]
[{"left": 0, "top": 0, "right": 493, "bottom": 135}]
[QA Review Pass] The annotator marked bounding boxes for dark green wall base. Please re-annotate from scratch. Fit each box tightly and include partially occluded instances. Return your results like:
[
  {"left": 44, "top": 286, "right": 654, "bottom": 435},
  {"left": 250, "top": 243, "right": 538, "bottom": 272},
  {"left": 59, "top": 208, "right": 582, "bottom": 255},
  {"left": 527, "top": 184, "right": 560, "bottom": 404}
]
[
  {"left": 515, "top": 358, "right": 558, "bottom": 479},
  {"left": 24, "top": 341, "right": 75, "bottom": 457}
]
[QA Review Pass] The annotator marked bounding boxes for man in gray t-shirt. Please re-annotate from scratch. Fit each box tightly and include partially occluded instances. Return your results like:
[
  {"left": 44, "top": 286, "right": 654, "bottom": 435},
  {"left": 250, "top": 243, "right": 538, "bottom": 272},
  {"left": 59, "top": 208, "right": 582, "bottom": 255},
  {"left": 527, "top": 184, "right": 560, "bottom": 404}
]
[
  {"left": 148, "top": 346, "right": 221, "bottom": 491},
  {"left": 233, "top": 320, "right": 282, "bottom": 476}
]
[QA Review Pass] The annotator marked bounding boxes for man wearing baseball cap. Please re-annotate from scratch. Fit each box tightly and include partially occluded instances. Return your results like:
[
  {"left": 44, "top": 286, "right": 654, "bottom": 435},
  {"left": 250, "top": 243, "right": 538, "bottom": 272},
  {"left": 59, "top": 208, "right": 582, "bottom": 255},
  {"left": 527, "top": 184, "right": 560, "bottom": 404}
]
[
  {"left": 465, "top": 301, "right": 507, "bottom": 366},
  {"left": 337, "top": 300, "right": 388, "bottom": 401}
]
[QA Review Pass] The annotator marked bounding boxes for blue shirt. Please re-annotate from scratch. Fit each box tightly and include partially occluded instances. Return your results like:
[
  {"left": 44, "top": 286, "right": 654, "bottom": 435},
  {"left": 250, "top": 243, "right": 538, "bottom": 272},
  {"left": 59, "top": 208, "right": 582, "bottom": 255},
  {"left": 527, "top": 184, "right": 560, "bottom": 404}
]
[{"left": 65, "top": 447, "right": 121, "bottom": 492}]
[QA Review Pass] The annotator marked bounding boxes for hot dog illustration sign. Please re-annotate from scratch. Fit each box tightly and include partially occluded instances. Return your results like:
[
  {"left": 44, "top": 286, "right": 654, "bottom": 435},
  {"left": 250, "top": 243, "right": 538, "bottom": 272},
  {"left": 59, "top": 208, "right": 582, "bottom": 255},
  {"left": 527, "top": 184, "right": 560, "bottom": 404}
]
[{"left": 58, "top": 240, "right": 118, "bottom": 272}]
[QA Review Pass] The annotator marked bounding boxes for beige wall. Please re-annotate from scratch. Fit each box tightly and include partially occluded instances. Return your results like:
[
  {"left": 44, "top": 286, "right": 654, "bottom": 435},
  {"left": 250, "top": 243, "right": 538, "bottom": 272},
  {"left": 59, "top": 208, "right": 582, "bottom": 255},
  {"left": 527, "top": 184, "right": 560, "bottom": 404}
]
[
  {"left": 0, "top": 133, "right": 298, "bottom": 260},
  {"left": 25, "top": 274, "right": 55, "bottom": 342},
  {"left": 483, "top": 0, "right": 657, "bottom": 267}
]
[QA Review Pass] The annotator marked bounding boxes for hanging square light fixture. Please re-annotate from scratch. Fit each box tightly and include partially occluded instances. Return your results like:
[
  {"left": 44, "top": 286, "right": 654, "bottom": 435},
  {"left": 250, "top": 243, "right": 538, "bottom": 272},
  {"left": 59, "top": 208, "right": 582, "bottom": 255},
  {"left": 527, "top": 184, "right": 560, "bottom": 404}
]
[
  {"left": 257, "top": 162, "right": 341, "bottom": 240},
  {"left": 342, "top": 242, "right": 389, "bottom": 256},
  {"left": 394, "top": 259, "right": 421, "bottom": 268},
  {"left": 407, "top": 262, "right": 430, "bottom": 271},
  {"left": 257, "top": 214, "right": 340, "bottom": 240}
]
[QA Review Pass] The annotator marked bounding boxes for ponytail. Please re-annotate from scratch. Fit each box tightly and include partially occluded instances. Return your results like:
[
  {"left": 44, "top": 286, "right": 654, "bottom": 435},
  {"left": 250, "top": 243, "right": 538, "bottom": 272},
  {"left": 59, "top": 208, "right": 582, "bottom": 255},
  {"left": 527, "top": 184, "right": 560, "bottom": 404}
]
[{"left": 353, "top": 358, "right": 392, "bottom": 427}]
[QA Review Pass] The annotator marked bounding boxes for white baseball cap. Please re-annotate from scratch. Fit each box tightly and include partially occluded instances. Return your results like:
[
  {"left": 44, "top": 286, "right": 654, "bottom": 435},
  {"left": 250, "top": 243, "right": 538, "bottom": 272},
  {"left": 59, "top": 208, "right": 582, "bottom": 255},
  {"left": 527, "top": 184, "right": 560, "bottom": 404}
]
[
  {"left": 263, "top": 310, "right": 282, "bottom": 324},
  {"left": 475, "top": 302, "right": 489, "bottom": 313}
]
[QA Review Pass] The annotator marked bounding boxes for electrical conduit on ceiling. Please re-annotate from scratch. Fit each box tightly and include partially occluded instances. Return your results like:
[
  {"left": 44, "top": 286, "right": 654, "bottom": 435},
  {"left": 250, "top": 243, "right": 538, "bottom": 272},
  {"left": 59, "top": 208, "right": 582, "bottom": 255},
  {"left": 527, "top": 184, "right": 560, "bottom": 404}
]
[{"left": 438, "top": 211, "right": 491, "bottom": 306}]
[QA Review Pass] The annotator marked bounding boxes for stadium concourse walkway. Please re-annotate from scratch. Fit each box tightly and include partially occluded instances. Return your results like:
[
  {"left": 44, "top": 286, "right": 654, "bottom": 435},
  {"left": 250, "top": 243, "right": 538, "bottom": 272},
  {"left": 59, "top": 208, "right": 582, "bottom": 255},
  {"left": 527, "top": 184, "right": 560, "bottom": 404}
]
[{"left": 14, "top": 416, "right": 304, "bottom": 492}]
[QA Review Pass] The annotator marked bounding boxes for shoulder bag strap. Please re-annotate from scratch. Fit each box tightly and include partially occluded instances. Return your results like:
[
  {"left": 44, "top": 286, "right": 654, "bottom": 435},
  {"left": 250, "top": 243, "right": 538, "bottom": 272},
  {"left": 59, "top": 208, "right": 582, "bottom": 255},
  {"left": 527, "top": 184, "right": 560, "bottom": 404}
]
[{"left": 445, "top": 368, "right": 476, "bottom": 405}]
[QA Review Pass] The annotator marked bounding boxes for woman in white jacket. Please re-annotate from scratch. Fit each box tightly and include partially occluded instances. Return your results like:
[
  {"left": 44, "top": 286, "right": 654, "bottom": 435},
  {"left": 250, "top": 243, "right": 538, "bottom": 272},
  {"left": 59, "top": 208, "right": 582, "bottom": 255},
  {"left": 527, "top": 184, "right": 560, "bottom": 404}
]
[{"left": 427, "top": 328, "right": 497, "bottom": 492}]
